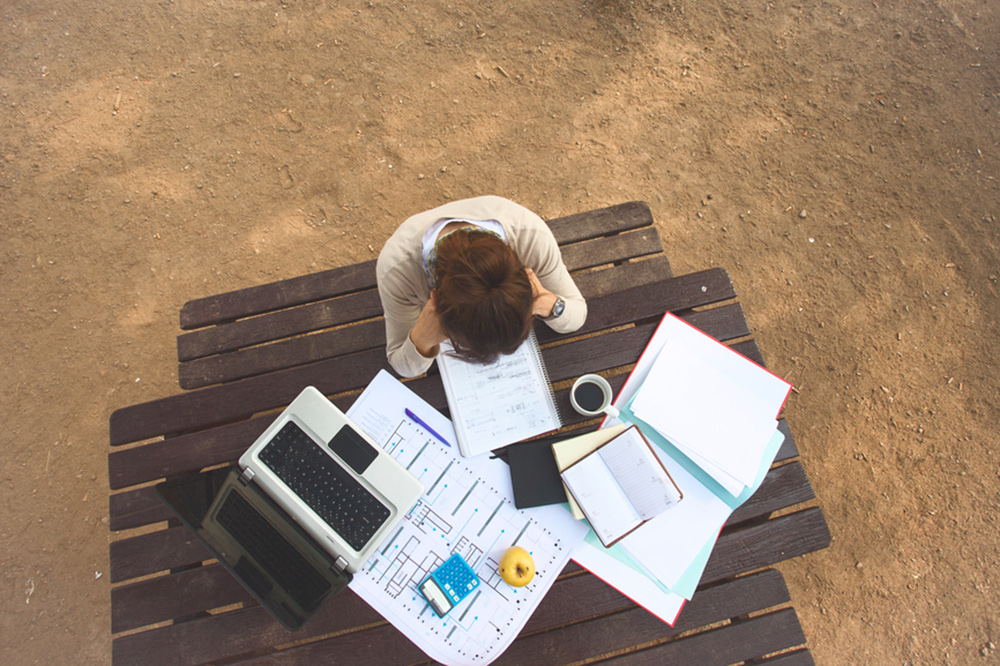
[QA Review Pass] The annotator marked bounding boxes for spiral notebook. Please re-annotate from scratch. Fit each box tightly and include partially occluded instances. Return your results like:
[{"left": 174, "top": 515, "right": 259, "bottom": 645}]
[{"left": 438, "top": 329, "right": 561, "bottom": 457}]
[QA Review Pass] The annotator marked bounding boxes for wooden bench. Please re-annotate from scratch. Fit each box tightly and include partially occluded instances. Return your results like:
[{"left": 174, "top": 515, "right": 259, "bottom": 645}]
[{"left": 107, "top": 202, "right": 830, "bottom": 665}]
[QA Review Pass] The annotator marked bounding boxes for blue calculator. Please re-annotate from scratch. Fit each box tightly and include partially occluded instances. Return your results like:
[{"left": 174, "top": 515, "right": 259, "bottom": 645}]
[{"left": 419, "top": 554, "right": 480, "bottom": 617}]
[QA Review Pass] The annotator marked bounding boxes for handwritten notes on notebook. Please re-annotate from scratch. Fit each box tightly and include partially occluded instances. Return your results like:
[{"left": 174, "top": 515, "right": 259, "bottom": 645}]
[
  {"left": 560, "top": 426, "right": 682, "bottom": 547},
  {"left": 437, "top": 330, "right": 561, "bottom": 458}
]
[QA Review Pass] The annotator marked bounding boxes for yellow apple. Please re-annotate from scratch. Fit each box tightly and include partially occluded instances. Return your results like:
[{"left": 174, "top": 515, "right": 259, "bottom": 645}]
[{"left": 498, "top": 546, "right": 535, "bottom": 587}]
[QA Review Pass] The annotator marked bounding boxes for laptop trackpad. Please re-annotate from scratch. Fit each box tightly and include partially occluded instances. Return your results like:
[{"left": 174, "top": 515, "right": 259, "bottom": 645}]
[{"left": 329, "top": 425, "right": 377, "bottom": 474}]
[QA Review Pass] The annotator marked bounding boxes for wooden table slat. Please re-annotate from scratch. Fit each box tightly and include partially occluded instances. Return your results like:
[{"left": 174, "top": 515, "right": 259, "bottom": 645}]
[
  {"left": 111, "top": 567, "right": 787, "bottom": 666},
  {"left": 111, "top": 562, "right": 251, "bottom": 633},
  {"left": 111, "top": 599, "right": 377, "bottom": 666},
  {"left": 177, "top": 226, "right": 664, "bottom": 366},
  {"left": 544, "top": 201, "right": 654, "bottom": 245},
  {"left": 110, "top": 455, "right": 812, "bottom": 584},
  {"left": 178, "top": 202, "right": 654, "bottom": 330},
  {"left": 595, "top": 608, "right": 805, "bottom": 666},
  {"left": 177, "top": 289, "right": 383, "bottom": 363},
  {"left": 558, "top": 227, "right": 663, "bottom": 273},
  {"left": 702, "top": 507, "right": 831, "bottom": 586},
  {"left": 491, "top": 595, "right": 801, "bottom": 666},
  {"left": 179, "top": 262, "right": 727, "bottom": 389},
  {"left": 108, "top": 485, "right": 171, "bottom": 533},
  {"left": 109, "top": 524, "right": 206, "bottom": 584},
  {"left": 108, "top": 418, "right": 270, "bottom": 490},
  {"left": 725, "top": 460, "right": 815, "bottom": 527},
  {"left": 570, "top": 255, "right": 672, "bottom": 298},
  {"left": 752, "top": 648, "right": 817, "bottom": 666},
  {"left": 180, "top": 259, "right": 378, "bottom": 330}
]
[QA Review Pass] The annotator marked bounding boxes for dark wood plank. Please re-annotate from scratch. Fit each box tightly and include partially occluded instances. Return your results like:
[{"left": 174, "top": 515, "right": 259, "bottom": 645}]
[
  {"left": 180, "top": 265, "right": 730, "bottom": 389},
  {"left": 775, "top": 418, "right": 799, "bottom": 463},
  {"left": 701, "top": 507, "right": 830, "bottom": 586},
  {"left": 111, "top": 562, "right": 251, "bottom": 633},
  {"left": 596, "top": 608, "right": 805, "bottom": 666},
  {"left": 571, "top": 255, "right": 672, "bottom": 298},
  {"left": 179, "top": 319, "right": 385, "bottom": 389},
  {"left": 111, "top": 346, "right": 390, "bottom": 446},
  {"left": 109, "top": 418, "right": 270, "bottom": 490},
  {"left": 540, "top": 267, "right": 737, "bottom": 345},
  {"left": 490, "top": 592, "right": 801, "bottom": 666},
  {"left": 727, "top": 461, "right": 815, "bottom": 527},
  {"left": 109, "top": 525, "right": 207, "bottom": 584},
  {"left": 237, "top": 622, "right": 426, "bottom": 666},
  {"left": 108, "top": 485, "right": 171, "bottom": 532},
  {"left": 752, "top": 649, "right": 816, "bottom": 666},
  {"left": 177, "top": 289, "right": 383, "bottom": 362},
  {"left": 180, "top": 260, "right": 378, "bottom": 330},
  {"left": 559, "top": 227, "right": 663, "bottom": 273},
  {"left": 545, "top": 201, "right": 653, "bottom": 244},
  {"left": 178, "top": 203, "right": 654, "bottom": 330},
  {"left": 111, "top": 594, "right": 384, "bottom": 666}
]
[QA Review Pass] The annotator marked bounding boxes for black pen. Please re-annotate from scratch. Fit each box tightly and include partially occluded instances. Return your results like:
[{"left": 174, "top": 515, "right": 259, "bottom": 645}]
[{"left": 405, "top": 408, "right": 452, "bottom": 448}]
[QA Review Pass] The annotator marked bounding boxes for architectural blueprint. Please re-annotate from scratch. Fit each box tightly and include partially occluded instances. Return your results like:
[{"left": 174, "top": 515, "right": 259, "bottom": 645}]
[{"left": 347, "top": 370, "right": 589, "bottom": 666}]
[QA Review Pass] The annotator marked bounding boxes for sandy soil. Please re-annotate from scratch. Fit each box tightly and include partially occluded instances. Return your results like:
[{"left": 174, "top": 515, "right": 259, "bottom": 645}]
[{"left": 2, "top": 0, "right": 999, "bottom": 663}]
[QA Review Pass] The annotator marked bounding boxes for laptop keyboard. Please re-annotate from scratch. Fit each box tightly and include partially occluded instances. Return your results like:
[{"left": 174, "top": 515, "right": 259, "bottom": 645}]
[
  {"left": 258, "top": 421, "right": 391, "bottom": 551},
  {"left": 216, "top": 490, "right": 331, "bottom": 609}
]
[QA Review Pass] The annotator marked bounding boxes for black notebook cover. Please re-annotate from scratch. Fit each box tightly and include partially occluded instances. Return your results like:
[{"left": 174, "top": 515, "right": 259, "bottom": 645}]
[{"left": 506, "top": 439, "right": 568, "bottom": 509}]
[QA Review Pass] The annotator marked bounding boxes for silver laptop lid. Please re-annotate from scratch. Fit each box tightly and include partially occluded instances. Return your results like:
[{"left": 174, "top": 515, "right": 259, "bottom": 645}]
[{"left": 239, "top": 386, "right": 424, "bottom": 573}]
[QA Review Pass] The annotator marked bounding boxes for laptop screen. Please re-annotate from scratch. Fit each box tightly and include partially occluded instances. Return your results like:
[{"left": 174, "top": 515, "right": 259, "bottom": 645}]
[{"left": 155, "top": 466, "right": 352, "bottom": 631}]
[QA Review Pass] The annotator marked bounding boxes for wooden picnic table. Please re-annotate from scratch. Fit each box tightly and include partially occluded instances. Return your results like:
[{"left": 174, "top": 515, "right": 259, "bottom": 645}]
[{"left": 107, "top": 202, "right": 830, "bottom": 665}]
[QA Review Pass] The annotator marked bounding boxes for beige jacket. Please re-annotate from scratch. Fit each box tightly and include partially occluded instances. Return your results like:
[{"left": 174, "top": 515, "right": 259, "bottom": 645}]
[{"left": 376, "top": 196, "right": 587, "bottom": 377}]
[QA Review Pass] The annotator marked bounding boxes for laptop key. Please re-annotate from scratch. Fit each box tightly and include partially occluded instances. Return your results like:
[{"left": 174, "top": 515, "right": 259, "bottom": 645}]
[{"left": 259, "top": 421, "right": 391, "bottom": 551}]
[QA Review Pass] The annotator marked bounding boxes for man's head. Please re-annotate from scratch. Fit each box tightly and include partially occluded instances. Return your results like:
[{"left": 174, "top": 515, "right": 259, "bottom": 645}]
[{"left": 431, "top": 229, "right": 534, "bottom": 364}]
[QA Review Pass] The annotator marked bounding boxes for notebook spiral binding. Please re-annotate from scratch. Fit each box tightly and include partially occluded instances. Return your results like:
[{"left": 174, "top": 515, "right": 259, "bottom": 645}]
[{"left": 528, "top": 328, "right": 564, "bottom": 429}]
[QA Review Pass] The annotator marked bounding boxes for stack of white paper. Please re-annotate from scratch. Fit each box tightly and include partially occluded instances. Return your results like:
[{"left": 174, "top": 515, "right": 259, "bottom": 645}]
[{"left": 630, "top": 314, "right": 791, "bottom": 495}]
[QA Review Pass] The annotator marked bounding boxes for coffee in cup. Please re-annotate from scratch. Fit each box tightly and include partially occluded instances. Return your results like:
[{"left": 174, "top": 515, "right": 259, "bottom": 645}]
[{"left": 570, "top": 374, "right": 619, "bottom": 418}]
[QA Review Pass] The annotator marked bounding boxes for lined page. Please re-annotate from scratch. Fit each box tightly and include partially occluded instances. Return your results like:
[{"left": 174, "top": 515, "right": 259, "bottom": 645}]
[
  {"left": 599, "top": 428, "right": 682, "bottom": 520},
  {"left": 561, "top": 454, "right": 641, "bottom": 546}
]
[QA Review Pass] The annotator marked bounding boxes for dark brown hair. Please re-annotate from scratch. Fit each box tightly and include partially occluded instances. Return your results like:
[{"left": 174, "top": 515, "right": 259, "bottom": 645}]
[{"left": 432, "top": 229, "right": 534, "bottom": 364}]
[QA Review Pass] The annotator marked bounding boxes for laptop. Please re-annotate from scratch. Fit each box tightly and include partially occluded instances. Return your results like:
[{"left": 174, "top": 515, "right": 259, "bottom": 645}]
[{"left": 155, "top": 386, "right": 424, "bottom": 631}]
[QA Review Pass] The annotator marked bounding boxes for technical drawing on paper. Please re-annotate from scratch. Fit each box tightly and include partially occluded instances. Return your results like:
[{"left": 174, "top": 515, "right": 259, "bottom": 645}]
[{"left": 347, "top": 371, "right": 588, "bottom": 666}]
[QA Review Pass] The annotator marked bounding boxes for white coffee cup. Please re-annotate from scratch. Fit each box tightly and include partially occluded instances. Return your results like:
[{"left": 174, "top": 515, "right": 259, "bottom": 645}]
[{"left": 569, "top": 374, "right": 619, "bottom": 419}]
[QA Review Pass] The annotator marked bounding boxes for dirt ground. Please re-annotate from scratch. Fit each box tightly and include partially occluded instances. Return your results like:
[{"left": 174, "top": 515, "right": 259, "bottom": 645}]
[{"left": 2, "top": 0, "right": 999, "bottom": 663}]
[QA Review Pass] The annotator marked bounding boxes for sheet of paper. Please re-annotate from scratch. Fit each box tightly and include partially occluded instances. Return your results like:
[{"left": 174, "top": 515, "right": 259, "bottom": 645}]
[
  {"left": 672, "top": 438, "right": 748, "bottom": 497},
  {"left": 347, "top": 370, "right": 588, "bottom": 666},
  {"left": 630, "top": 313, "right": 790, "bottom": 486},
  {"left": 571, "top": 539, "right": 686, "bottom": 626},
  {"left": 438, "top": 331, "right": 560, "bottom": 457},
  {"left": 616, "top": 442, "right": 732, "bottom": 589}
]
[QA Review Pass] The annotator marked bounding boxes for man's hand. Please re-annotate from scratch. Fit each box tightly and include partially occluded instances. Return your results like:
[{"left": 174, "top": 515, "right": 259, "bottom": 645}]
[
  {"left": 409, "top": 294, "right": 447, "bottom": 358},
  {"left": 526, "top": 268, "right": 557, "bottom": 318}
]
